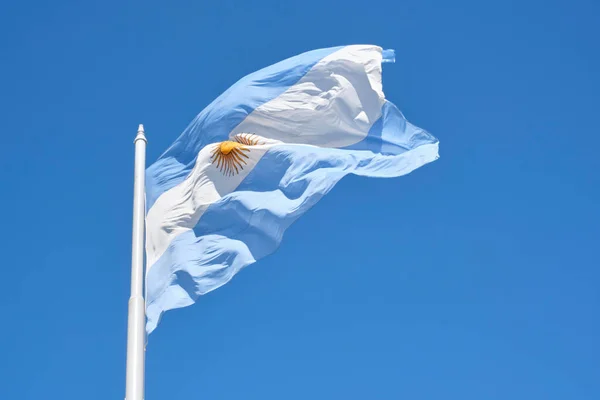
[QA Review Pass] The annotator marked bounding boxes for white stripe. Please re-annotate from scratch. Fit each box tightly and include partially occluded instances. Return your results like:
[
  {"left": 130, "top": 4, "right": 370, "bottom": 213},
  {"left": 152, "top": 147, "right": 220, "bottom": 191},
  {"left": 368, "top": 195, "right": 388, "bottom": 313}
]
[
  {"left": 145, "top": 139, "right": 279, "bottom": 270},
  {"left": 231, "top": 45, "right": 385, "bottom": 147},
  {"left": 146, "top": 45, "right": 386, "bottom": 271}
]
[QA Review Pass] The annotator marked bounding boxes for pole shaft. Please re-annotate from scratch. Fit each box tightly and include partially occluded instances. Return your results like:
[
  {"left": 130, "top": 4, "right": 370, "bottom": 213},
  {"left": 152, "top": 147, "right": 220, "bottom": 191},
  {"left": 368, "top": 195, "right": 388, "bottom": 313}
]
[{"left": 126, "top": 124, "right": 147, "bottom": 400}]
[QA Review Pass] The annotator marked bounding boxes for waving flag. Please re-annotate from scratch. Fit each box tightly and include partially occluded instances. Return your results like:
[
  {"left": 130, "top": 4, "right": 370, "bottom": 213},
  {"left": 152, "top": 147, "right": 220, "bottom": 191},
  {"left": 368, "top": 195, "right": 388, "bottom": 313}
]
[{"left": 145, "top": 45, "right": 439, "bottom": 333}]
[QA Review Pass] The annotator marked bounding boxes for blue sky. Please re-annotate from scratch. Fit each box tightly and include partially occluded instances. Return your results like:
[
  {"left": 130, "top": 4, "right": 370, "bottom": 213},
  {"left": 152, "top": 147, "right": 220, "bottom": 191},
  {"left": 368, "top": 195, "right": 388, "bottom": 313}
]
[{"left": 1, "top": 0, "right": 598, "bottom": 399}]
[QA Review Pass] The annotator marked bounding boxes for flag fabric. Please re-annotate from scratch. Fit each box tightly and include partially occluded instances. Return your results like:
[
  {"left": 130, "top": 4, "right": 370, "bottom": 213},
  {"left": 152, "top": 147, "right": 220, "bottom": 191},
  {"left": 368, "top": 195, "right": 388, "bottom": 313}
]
[{"left": 145, "top": 45, "right": 439, "bottom": 334}]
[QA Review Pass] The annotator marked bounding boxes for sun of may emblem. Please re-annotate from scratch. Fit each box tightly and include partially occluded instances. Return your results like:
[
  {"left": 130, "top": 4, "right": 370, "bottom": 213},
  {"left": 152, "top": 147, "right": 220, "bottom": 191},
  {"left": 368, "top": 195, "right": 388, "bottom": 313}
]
[{"left": 211, "top": 134, "right": 260, "bottom": 176}]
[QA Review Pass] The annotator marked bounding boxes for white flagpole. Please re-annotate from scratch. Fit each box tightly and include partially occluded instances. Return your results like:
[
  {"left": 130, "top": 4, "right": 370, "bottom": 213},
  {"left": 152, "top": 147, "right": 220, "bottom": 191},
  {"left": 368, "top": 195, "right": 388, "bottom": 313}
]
[{"left": 125, "top": 124, "right": 147, "bottom": 400}]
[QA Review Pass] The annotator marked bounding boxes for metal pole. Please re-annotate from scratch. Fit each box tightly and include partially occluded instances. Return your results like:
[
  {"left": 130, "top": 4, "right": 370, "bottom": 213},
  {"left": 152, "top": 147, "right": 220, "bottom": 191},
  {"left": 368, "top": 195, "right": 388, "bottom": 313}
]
[{"left": 125, "top": 124, "right": 147, "bottom": 400}]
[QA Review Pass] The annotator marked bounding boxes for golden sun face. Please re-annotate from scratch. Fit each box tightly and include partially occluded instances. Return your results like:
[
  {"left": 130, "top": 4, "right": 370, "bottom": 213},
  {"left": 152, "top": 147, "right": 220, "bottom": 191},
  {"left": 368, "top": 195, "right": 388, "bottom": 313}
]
[{"left": 210, "top": 134, "right": 260, "bottom": 176}]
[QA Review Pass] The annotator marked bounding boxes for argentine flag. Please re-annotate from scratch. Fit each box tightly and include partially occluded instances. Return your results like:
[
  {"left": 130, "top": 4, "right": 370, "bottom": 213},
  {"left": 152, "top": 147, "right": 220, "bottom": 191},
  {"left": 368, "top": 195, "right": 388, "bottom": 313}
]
[{"left": 145, "top": 45, "right": 439, "bottom": 334}]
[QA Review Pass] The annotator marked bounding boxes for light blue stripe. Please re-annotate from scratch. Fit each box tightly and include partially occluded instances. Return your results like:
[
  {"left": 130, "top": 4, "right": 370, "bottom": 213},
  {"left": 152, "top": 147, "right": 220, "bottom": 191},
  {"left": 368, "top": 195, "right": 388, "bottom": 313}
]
[
  {"left": 343, "top": 101, "right": 434, "bottom": 154},
  {"left": 145, "top": 46, "right": 342, "bottom": 209},
  {"left": 145, "top": 100, "right": 438, "bottom": 333},
  {"left": 382, "top": 49, "right": 395, "bottom": 63}
]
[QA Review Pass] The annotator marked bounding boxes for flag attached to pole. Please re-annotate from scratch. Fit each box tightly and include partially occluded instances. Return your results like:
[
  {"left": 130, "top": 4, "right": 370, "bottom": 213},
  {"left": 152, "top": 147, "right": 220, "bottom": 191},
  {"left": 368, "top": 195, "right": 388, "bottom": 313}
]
[{"left": 145, "top": 45, "right": 439, "bottom": 334}]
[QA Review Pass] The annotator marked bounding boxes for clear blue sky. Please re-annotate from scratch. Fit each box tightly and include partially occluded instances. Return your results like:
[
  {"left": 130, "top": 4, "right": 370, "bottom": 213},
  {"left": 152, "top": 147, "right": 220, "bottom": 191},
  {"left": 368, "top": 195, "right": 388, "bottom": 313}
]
[{"left": 1, "top": 0, "right": 598, "bottom": 399}]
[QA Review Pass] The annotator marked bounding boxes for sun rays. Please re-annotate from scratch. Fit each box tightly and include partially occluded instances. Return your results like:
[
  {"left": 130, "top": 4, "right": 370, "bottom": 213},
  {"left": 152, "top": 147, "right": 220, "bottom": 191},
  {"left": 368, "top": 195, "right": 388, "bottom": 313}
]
[{"left": 210, "top": 134, "right": 260, "bottom": 176}]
